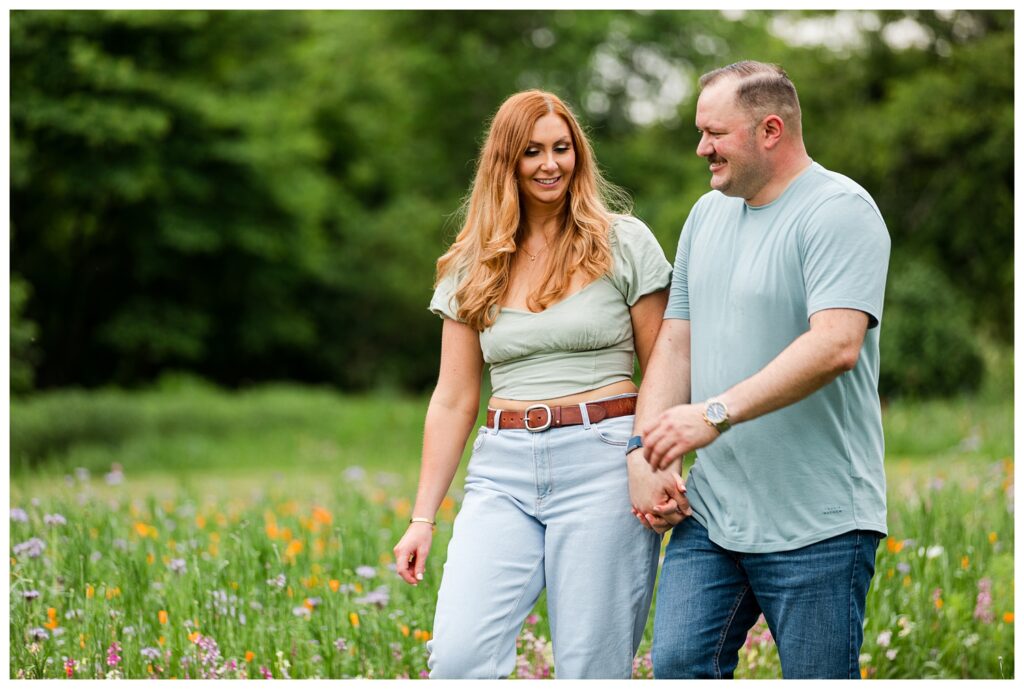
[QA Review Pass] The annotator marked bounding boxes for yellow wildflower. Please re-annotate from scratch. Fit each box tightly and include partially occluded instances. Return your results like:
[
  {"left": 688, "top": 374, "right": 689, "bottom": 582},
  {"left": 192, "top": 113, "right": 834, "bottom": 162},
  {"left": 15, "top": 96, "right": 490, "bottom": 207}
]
[
  {"left": 349, "top": 612, "right": 360, "bottom": 628},
  {"left": 86, "top": 584, "right": 95, "bottom": 599},
  {"left": 989, "top": 532, "right": 998, "bottom": 544},
  {"left": 961, "top": 556, "right": 969, "bottom": 569}
]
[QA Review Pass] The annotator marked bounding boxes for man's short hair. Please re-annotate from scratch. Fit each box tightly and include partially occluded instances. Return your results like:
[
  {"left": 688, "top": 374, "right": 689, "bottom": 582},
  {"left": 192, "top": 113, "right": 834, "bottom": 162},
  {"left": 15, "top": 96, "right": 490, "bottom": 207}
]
[{"left": 699, "top": 61, "right": 802, "bottom": 135}]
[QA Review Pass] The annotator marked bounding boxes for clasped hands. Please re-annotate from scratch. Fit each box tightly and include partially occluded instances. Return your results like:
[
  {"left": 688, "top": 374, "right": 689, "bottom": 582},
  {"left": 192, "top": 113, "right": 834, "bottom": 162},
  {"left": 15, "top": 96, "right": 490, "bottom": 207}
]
[{"left": 628, "top": 402, "right": 721, "bottom": 533}]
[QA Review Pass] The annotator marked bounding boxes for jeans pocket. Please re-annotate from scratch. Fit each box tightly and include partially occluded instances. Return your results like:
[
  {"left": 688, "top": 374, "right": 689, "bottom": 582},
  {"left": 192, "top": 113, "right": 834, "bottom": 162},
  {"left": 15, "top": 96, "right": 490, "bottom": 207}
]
[
  {"left": 471, "top": 427, "right": 489, "bottom": 452},
  {"left": 593, "top": 416, "right": 633, "bottom": 446}
]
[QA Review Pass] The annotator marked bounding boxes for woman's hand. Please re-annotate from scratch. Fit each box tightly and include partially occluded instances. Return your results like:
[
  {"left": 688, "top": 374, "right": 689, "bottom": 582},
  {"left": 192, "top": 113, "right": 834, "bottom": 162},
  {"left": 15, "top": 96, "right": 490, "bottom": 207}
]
[{"left": 393, "top": 523, "right": 434, "bottom": 586}]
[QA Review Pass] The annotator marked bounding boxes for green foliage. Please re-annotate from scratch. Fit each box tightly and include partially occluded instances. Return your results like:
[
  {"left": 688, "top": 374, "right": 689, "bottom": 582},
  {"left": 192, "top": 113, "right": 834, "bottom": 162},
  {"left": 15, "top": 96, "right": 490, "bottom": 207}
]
[
  {"left": 879, "top": 257, "right": 984, "bottom": 399},
  {"left": 10, "top": 274, "right": 40, "bottom": 395},
  {"left": 10, "top": 10, "right": 1013, "bottom": 396}
]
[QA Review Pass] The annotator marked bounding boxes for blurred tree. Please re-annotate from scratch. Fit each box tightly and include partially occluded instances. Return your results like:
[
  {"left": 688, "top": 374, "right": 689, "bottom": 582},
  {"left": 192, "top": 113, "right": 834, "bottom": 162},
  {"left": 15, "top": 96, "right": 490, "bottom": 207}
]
[
  {"left": 9, "top": 9, "right": 1013, "bottom": 396},
  {"left": 10, "top": 273, "right": 40, "bottom": 395}
]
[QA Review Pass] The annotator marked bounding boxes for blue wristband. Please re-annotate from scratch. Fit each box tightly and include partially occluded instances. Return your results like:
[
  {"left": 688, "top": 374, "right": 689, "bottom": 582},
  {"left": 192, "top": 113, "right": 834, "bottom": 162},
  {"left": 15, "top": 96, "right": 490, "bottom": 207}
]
[{"left": 625, "top": 435, "right": 643, "bottom": 456}]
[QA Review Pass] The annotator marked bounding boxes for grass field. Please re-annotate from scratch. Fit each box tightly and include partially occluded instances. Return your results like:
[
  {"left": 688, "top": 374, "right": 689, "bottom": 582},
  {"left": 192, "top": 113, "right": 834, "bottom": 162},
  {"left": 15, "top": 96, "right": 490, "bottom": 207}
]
[{"left": 8, "top": 366, "right": 1015, "bottom": 679}]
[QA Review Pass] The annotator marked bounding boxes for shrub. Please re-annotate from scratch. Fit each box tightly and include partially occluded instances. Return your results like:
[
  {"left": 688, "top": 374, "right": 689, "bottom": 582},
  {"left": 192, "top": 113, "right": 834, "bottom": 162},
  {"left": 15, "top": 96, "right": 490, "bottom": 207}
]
[{"left": 879, "top": 257, "right": 984, "bottom": 399}]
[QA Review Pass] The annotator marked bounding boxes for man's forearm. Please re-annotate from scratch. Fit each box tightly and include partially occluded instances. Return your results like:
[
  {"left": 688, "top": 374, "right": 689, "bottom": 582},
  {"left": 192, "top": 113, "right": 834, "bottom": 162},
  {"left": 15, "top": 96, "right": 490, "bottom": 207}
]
[
  {"left": 633, "top": 319, "right": 692, "bottom": 433},
  {"left": 715, "top": 311, "right": 866, "bottom": 425}
]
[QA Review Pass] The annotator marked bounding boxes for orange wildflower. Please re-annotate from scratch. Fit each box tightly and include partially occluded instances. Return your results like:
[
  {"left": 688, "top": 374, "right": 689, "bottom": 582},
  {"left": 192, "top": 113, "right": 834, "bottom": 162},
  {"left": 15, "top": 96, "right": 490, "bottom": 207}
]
[
  {"left": 44, "top": 607, "right": 59, "bottom": 630},
  {"left": 196, "top": 514, "right": 207, "bottom": 529},
  {"left": 961, "top": 556, "right": 969, "bottom": 569},
  {"left": 86, "top": 584, "right": 95, "bottom": 599},
  {"left": 349, "top": 612, "right": 360, "bottom": 628},
  {"left": 886, "top": 537, "right": 903, "bottom": 554},
  {"left": 159, "top": 610, "right": 168, "bottom": 625},
  {"left": 245, "top": 651, "right": 255, "bottom": 663},
  {"left": 400, "top": 624, "right": 410, "bottom": 637},
  {"left": 1003, "top": 612, "right": 1014, "bottom": 623},
  {"left": 312, "top": 506, "right": 333, "bottom": 526},
  {"left": 285, "top": 539, "right": 304, "bottom": 560},
  {"left": 189, "top": 631, "right": 201, "bottom": 643},
  {"left": 329, "top": 579, "right": 340, "bottom": 593},
  {"left": 147, "top": 552, "right": 155, "bottom": 565},
  {"left": 158, "top": 636, "right": 166, "bottom": 647},
  {"left": 280, "top": 527, "right": 294, "bottom": 541},
  {"left": 989, "top": 532, "right": 998, "bottom": 544}
]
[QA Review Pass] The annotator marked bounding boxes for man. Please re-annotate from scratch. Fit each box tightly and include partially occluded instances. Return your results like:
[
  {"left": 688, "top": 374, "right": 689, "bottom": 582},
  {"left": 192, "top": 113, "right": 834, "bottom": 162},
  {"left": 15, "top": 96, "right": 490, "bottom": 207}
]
[{"left": 625, "top": 61, "right": 890, "bottom": 679}]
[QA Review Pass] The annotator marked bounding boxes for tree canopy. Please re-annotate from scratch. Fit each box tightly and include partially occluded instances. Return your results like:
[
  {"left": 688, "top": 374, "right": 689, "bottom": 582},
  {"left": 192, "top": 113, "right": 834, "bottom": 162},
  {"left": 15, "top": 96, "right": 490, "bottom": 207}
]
[{"left": 10, "top": 9, "right": 1013, "bottom": 397}]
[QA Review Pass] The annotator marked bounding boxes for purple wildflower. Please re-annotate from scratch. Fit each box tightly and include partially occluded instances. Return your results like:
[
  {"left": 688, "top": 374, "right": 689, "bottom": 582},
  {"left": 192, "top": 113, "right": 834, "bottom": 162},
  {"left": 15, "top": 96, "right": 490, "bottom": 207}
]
[
  {"left": 292, "top": 606, "right": 311, "bottom": 619},
  {"left": 13, "top": 537, "right": 46, "bottom": 558},
  {"left": 168, "top": 558, "right": 187, "bottom": 575},
  {"left": 974, "top": 577, "right": 994, "bottom": 623},
  {"left": 106, "top": 641, "right": 122, "bottom": 667},
  {"left": 334, "top": 638, "right": 348, "bottom": 652},
  {"left": 343, "top": 466, "right": 366, "bottom": 481},
  {"left": 260, "top": 665, "right": 272, "bottom": 679},
  {"left": 141, "top": 647, "right": 161, "bottom": 660},
  {"left": 10, "top": 507, "right": 29, "bottom": 523},
  {"left": 29, "top": 627, "right": 49, "bottom": 641},
  {"left": 896, "top": 562, "right": 911, "bottom": 574},
  {"left": 105, "top": 464, "right": 125, "bottom": 485},
  {"left": 420, "top": 669, "right": 430, "bottom": 678},
  {"left": 267, "top": 573, "right": 286, "bottom": 589},
  {"left": 23, "top": 589, "right": 40, "bottom": 601},
  {"left": 196, "top": 633, "right": 223, "bottom": 678},
  {"left": 44, "top": 513, "right": 67, "bottom": 526},
  {"left": 354, "top": 585, "right": 390, "bottom": 607},
  {"left": 355, "top": 565, "right": 376, "bottom": 578}
]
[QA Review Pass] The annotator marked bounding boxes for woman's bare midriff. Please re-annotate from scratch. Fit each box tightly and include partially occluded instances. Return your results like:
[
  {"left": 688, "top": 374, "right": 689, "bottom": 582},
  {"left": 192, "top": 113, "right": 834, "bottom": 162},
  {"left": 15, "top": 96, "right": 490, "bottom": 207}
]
[{"left": 488, "top": 379, "right": 638, "bottom": 412}]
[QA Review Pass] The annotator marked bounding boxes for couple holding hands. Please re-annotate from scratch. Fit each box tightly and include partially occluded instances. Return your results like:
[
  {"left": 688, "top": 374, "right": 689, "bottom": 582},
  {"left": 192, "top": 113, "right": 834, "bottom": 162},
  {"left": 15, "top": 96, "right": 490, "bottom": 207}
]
[{"left": 393, "top": 60, "right": 890, "bottom": 680}]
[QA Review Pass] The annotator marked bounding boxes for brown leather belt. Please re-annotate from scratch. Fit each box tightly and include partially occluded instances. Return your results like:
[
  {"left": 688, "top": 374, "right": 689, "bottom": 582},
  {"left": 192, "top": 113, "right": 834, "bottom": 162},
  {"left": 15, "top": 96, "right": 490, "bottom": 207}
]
[{"left": 485, "top": 396, "right": 636, "bottom": 432}]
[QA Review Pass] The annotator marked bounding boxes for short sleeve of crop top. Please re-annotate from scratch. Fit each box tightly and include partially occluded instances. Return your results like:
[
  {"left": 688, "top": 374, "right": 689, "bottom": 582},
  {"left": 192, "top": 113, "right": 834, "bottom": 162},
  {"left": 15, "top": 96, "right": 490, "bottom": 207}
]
[
  {"left": 428, "top": 269, "right": 462, "bottom": 322},
  {"left": 606, "top": 215, "right": 672, "bottom": 305}
]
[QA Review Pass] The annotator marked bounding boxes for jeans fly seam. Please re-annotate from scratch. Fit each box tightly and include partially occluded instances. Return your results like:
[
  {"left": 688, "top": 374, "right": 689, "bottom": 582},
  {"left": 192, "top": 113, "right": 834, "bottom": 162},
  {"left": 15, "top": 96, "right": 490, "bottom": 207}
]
[{"left": 714, "top": 583, "right": 751, "bottom": 679}]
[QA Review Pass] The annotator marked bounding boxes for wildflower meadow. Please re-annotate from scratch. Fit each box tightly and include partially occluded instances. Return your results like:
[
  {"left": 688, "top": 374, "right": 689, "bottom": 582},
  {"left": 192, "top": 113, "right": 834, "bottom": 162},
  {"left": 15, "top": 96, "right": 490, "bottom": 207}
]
[{"left": 8, "top": 381, "right": 1015, "bottom": 679}]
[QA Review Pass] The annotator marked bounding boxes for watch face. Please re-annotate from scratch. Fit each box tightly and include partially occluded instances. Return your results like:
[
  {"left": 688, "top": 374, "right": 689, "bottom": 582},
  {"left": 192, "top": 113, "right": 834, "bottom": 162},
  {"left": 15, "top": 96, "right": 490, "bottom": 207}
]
[{"left": 706, "top": 401, "right": 727, "bottom": 424}]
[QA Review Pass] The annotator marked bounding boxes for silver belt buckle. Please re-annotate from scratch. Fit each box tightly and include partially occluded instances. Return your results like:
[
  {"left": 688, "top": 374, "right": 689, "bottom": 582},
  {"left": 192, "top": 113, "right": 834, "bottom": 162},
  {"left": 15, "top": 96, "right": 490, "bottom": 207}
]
[{"left": 523, "top": 403, "right": 552, "bottom": 432}]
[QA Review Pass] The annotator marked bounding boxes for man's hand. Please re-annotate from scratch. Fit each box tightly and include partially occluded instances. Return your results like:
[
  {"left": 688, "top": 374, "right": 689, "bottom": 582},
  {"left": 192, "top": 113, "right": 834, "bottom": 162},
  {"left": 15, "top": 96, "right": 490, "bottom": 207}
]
[
  {"left": 642, "top": 403, "right": 720, "bottom": 471},
  {"left": 627, "top": 451, "right": 691, "bottom": 534}
]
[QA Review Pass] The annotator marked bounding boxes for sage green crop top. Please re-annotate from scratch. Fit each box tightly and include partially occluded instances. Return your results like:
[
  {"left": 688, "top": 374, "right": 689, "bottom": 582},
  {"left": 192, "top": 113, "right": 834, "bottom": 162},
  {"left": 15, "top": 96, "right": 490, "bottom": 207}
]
[{"left": 429, "top": 216, "right": 671, "bottom": 400}]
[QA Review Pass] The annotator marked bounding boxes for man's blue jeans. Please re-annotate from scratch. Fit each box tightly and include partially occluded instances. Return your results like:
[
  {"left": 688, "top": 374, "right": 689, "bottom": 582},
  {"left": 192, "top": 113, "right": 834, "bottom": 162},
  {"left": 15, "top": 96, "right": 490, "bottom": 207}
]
[{"left": 652, "top": 518, "right": 880, "bottom": 679}]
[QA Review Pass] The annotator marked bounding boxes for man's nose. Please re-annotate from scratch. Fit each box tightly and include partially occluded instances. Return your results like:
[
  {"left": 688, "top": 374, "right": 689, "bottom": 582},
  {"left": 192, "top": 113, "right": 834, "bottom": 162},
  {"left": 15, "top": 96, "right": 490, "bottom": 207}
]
[{"left": 696, "top": 133, "right": 713, "bottom": 157}]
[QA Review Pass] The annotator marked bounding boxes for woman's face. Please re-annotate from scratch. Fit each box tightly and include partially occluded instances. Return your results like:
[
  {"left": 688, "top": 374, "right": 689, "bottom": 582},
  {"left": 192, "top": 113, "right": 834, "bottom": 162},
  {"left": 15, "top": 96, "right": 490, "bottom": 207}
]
[{"left": 517, "top": 113, "right": 575, "bottom": 210}]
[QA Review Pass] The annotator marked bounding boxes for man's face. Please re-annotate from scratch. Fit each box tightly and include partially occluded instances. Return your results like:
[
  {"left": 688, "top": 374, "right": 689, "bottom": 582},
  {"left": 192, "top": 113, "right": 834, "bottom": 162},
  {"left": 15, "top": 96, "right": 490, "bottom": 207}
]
[{"left": 694, "top": 79, "right": 770, "bottom": 201}]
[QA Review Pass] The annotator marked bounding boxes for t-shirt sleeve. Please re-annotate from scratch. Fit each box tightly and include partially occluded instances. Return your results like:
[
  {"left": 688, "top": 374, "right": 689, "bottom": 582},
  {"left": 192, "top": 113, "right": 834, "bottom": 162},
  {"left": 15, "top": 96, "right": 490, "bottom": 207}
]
[
  {"left": 428, "top": 269, "right": 462, "bottom": 322},
  {"left": 801, "top": 192, "right": 891, "bottom": 328},
  {"left": 664, "top": 207, "right": 697, "bottom": 320},
  {"left": 608, "top": 216, "right": 672, "bottom": 306}
]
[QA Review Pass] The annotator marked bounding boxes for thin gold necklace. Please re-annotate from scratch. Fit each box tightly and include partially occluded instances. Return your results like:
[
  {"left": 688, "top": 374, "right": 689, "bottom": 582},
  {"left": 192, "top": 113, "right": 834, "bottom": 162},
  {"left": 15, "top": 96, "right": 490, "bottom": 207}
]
[{"left": 521, "top": 242, "right": 549, "bottom": 262}]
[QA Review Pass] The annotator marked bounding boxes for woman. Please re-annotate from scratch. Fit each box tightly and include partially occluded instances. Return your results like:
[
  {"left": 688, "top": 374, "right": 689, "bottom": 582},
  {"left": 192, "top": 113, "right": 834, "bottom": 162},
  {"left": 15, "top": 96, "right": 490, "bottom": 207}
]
[{"left": 392, "top": 90, "right": 683, "bottom": 679}]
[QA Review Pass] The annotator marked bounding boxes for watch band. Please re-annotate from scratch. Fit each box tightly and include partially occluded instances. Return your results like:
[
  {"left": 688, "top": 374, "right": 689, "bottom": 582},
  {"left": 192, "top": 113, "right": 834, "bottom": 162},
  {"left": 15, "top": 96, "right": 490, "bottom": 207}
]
[{"left": 625, "top": 435, "right": 644, "bottom": 456}]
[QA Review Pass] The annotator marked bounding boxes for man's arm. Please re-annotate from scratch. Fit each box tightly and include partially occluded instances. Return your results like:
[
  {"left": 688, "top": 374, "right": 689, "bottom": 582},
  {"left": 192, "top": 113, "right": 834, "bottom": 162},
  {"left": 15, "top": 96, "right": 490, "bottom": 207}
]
[
  {"left": 627, "top": 318, "right": 694, "bottom": 531},
  {"left": 644, "top": 308, "right": 869, "bottom": 470}
]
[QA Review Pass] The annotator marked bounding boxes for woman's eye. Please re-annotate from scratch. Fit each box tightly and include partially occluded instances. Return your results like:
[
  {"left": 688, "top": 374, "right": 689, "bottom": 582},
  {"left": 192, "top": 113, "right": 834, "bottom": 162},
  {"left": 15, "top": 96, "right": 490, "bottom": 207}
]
[{"left": 524, "top": 149, "right": 539, "bottom": 157}]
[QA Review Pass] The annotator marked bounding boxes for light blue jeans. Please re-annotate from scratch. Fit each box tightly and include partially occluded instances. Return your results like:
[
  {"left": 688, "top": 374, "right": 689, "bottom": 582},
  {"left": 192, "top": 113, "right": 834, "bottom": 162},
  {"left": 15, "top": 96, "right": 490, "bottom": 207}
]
[{"left": 427, "top": 405, "right": 661, "bottom": 679}]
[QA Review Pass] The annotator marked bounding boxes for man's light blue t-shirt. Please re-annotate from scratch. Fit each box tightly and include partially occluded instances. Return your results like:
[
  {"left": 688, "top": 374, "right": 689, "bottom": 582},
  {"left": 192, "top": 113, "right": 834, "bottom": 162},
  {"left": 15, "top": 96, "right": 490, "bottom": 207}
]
[{"left": 666, "top": 162, "right": 891, "bottom": 553}]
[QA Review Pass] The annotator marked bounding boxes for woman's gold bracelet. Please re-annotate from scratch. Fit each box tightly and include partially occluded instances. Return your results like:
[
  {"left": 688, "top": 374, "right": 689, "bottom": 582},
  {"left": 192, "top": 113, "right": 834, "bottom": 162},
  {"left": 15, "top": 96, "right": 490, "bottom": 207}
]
[{"left": 409, "top": 517, "right": 436, "bottom": 526}]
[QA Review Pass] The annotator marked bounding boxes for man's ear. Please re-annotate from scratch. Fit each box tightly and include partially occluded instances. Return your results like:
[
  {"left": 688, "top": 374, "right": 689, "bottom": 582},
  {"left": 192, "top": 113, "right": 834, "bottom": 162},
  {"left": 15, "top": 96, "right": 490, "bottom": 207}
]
[{"left": 761, "top": 114, "right": 784, "bottom": 149}]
